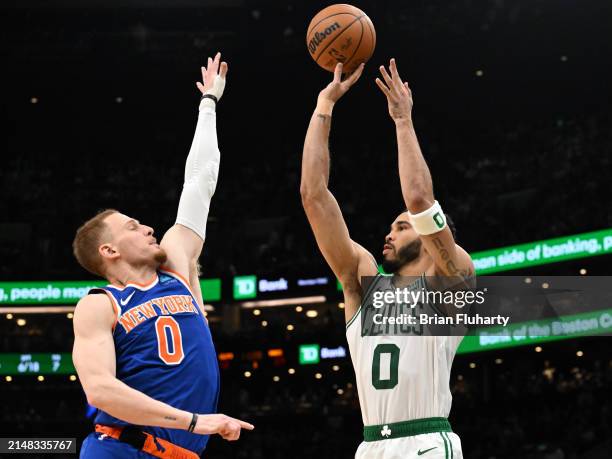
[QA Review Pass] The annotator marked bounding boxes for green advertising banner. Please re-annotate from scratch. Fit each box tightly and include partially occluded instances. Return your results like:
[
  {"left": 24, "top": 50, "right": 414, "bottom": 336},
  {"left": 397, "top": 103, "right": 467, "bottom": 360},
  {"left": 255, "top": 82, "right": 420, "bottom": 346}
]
[
  {"left": 299, "top": 344, "right": 321, "bottom": 365},
  {"left": 200, "top": 278, "right": 222, "bottom": 303},
  {"left": 457, "top": 308, "right": 612, "bottom": 354},
  {"left": 233, "top": 275, "right": 257, "bottom": 300},
  {"left": 0, "top": 353, "right": 75, "bottom": 375},
  {"left": 2, "top": 229, "right": 610, "bottom": 305},
  {"left": 0, "top": 281, "right": 106, "bottom": 304},
  {"left": 0, "top": 278, "right": 222, "bottom": 305},
  {"left": 471, "top": 228, "right": 612, "bottom": 274}
]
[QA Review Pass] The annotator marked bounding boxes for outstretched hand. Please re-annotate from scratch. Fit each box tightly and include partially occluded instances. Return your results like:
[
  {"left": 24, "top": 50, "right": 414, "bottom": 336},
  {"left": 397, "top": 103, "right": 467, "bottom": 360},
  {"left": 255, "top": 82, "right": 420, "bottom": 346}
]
[
  {"left": 375, "top": 58, "right": 413, "bottom": 123},
  {"left": 318, "top": 62, "right": 365, "bottom": 107},
  {"left": 193, "top": 413, "right": 254, "bottom": 441},
  {"left": 197, "top": 52, "right": 228, "bottom": 101}
]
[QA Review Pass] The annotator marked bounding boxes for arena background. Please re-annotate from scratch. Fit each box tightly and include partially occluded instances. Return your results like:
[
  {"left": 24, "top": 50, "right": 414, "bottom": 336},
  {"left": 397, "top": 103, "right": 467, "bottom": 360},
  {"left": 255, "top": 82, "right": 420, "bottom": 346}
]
[{"left": 1, "top": 0, "right": 611, "bottom": 458}]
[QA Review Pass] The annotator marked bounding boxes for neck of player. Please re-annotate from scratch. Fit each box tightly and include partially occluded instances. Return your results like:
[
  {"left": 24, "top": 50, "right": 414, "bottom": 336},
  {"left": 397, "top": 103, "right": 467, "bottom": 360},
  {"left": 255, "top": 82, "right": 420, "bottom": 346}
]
[{"left": 107, "top": 261, "right": 159, "bottom": 288}]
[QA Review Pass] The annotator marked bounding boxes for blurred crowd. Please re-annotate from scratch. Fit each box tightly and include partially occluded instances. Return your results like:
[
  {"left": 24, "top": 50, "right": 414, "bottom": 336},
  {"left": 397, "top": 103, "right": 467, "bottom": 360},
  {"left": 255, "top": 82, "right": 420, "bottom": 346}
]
[{"left": 2, "top": 110, "right": 610, "bottom": 280}]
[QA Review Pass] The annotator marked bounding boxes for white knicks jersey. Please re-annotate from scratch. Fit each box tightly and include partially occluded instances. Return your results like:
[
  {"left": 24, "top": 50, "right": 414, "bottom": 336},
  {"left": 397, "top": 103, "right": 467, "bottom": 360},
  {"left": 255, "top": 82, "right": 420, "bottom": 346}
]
[{"left": 345, "top": 274, "right": 463, "bottom": 426}]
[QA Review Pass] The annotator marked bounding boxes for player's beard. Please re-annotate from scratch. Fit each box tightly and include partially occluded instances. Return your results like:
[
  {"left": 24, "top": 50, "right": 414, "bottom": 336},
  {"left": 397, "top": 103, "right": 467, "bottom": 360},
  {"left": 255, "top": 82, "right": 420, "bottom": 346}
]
[
  {"left": 381, "top": 238, "right": 422, "bottom": 274},
  {"left": 154, "top": 247, "right": 168, "bottom": 265}
]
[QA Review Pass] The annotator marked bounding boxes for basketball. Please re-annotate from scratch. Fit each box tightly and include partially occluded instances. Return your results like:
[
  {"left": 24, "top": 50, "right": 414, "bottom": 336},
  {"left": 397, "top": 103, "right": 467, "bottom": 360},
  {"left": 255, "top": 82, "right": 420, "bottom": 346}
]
[{"left": 306, "top": 4, "right": 376, "bottom": 74}]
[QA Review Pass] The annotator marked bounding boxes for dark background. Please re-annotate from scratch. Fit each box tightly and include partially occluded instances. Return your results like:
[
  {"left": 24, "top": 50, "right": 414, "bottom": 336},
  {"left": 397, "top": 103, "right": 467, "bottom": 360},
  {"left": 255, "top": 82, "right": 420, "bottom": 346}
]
[{"left": 1, "top": 0, "right": 611, "bottom": 457}]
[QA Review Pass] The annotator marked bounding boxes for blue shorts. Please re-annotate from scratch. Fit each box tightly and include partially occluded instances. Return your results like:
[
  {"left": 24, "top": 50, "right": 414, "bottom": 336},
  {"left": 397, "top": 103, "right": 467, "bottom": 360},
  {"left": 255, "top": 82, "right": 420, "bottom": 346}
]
[{"left": 80, "top": 432, "right": 156, "bottom": 458}]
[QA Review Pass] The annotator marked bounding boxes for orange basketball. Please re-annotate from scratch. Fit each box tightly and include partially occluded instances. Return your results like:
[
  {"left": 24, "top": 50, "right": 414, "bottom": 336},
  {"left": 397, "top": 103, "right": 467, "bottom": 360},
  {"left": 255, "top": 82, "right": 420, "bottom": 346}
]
[{"left": 306, "top": 4, "right": 376, "bottom": 74}]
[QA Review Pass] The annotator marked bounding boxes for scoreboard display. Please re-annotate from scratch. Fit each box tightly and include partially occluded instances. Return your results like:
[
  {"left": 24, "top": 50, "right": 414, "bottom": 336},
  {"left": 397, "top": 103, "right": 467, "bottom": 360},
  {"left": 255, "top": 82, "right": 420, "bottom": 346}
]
[{"left": 0, "top": 353, "right": 74, "bottom": 375}]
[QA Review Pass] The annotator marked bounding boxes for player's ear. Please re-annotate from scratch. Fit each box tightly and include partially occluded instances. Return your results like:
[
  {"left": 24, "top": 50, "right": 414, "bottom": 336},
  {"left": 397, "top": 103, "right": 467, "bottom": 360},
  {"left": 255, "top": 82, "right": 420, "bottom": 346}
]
[{"left": 99, "top": 243, "right": 119, "bottom": 260}]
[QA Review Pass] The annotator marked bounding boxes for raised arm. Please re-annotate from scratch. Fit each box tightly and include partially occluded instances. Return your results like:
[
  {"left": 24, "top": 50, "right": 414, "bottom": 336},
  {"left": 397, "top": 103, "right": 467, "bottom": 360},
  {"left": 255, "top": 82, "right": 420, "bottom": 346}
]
[
  {"left": 300, "top": 63, "right": 377, "bottom": 315},
  {"left": 161, "top": 52, "right": 228, "bottom": 288},
  {"left": 72, "top": 294, "right": 253, "bottom": 439},
  {"left": 376, "top": 59, "right": 473, "bottom": 277}
]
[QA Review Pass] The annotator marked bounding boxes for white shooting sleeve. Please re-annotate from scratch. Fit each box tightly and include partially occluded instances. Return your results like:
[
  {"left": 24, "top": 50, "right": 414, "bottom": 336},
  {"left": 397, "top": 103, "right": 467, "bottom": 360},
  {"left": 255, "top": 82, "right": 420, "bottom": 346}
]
[{"left": 175, "top": 99, "right": 221, "bottom": 241}]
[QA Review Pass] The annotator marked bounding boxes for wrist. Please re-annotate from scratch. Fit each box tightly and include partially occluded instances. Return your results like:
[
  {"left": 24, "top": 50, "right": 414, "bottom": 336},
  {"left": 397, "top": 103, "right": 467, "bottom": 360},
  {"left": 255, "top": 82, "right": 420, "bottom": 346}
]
[
  {"left": 394, "top": 117, "right": 413, "bottom": 128},
  {"left": 179, "top": 410, "right": 194, "bottom": 430},
  {"left": 187, "top": 412, "right": 198, "bottom": 433},
  {"left": 316, "top": 98, "right": 335, "bottom": 116},
  {"left": 199, "top": 95, "right": 217, "bottom": 112}
]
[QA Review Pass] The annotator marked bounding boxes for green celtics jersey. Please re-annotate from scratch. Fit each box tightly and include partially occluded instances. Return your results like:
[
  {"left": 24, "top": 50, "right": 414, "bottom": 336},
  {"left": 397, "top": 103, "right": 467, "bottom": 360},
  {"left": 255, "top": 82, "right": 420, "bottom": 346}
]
[{"left": 346, "top": 274, "right": 463, "bottom": 426}]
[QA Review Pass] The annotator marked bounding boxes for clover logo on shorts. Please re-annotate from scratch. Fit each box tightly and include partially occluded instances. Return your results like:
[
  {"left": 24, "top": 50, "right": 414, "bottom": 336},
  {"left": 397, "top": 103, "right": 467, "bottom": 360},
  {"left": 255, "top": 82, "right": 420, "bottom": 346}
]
[{"left": 381, "top": 425, "right": 391, "bottom": 437}]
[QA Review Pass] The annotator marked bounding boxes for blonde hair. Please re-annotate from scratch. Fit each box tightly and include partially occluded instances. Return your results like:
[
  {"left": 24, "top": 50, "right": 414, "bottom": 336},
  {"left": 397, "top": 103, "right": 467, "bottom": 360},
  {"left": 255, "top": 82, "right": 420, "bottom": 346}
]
[{"left": 72, "top": 209, "right": 118, "bottom": 277}]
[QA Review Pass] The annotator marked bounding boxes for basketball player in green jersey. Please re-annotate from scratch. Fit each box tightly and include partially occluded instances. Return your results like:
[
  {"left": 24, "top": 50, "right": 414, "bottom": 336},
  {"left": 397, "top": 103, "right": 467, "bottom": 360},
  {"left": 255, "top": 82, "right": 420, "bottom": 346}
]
[{"left": 300, "top": 60, "right": 474, "bottom": 459}]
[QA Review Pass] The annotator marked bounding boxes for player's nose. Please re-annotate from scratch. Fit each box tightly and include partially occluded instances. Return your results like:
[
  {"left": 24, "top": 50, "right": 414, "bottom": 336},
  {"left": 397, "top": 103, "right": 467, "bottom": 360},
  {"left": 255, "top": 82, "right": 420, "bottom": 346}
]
[{"left": 144, "top": 226, "right": 154, "bottom": 236}]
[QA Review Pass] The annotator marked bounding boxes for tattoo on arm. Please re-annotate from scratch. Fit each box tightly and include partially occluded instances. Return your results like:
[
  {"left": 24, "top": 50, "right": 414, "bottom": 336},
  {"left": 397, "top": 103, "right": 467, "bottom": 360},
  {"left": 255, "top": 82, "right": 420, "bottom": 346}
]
[
  {"left": 432, "top": 237, "right": 473, "bottom": 279},
  {"left": 164, "top": 416, "right": 177, "bottom": 421},
  {"left": 316, "top": 114, "right": 331, "bottom": 123}
]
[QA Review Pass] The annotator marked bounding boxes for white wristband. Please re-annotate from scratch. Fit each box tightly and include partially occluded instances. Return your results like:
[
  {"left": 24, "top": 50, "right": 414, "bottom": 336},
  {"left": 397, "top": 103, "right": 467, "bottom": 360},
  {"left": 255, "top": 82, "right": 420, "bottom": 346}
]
[{"left": 408, "top": 200, "right": 447, "bottom": 235}]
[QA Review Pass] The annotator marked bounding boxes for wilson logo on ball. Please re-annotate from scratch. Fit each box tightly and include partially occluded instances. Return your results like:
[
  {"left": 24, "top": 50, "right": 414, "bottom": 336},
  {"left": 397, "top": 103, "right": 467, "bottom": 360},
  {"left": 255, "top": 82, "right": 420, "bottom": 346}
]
[
  {"left": 306, "top": 4, "right": 376, "bottom": 73},
  {"left": 308, "top": 22, "right": 342, "bottom": 55}
]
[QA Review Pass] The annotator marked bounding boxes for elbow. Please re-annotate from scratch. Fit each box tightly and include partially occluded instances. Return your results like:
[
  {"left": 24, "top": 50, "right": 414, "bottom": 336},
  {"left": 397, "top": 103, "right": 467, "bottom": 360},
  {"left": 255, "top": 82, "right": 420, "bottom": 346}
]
[
  {"left": 299, "top": 186, "right": 312, "bottom": 207},
  {"left": 85, "top": 388, "right": 104, "bottom": 410},
  {"left": 83, "top": 378, "right": 112, "bottom": 410},
  {"left": 300, "top": 184, "right": 321, "bottom": 208}
]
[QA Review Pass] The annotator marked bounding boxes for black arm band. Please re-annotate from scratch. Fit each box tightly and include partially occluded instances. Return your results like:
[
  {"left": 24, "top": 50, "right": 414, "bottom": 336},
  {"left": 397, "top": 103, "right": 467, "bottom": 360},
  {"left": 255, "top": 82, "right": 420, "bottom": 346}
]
[
  {"left": 200, "top": 94, "right": 218, "bottom": 106},
  {"left": 187, "top": 413, "right": 198, "bottom": 433}
]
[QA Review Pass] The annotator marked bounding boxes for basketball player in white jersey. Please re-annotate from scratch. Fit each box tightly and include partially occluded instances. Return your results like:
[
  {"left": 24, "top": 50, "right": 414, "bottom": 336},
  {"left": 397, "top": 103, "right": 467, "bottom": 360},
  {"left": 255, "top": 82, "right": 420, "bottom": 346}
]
[{"left": 300, "top": 60, "right": 474, "bottom": 458}]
